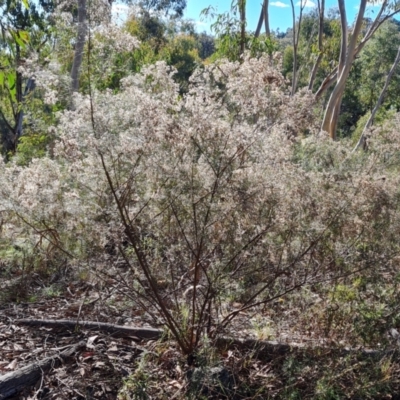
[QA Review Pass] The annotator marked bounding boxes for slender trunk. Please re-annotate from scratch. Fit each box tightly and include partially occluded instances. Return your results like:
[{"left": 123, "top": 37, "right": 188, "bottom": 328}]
[
  {"left": 263, "top": 0, "right": 270, "bottom": 38},
  {"left": 321, "top": 0, "right": 367, "bottom": 139},
  {"left": 16, "top": 78, "right": 36, "bottom": 140},
  {"left": 255, "top": 0, "right": 269, "bottom": 39},
  {"left": 353, "top": 44, "right": 400, "bottom": 151},
  {"left": 239, "top": 0, "right": 246, "bottom": 57},
  {"left": 12, "top": 44, "right": 23, "bottom": 153},
  {"left": 289, "top": 0, "right": 297, "bottom": 95},
  {"left": 2, "top": 76, "right": 36, "bottom": 155},
  {"left": 255, "top": 5, "right": 263, "bottom": 38},
  {"left": 70, "top": 0, "right": 87, "bottom": 94},
  {"left": 3, "top": 45, "right": 35, "bottom": 154},
  {"left": 337, "top": 0, "right": 347, "bottom": 75},
  {"left": 308, "top": 0, "right": 325, "bottom": 90},
  {"left": 315, "top": 0, "right": 397, "bottom": 100},
  {"left": 315, "top": 68, "right": 337, "bottom": 99},
  {"left": 289, "top": 0, "right": 304, "bottom": 95}
]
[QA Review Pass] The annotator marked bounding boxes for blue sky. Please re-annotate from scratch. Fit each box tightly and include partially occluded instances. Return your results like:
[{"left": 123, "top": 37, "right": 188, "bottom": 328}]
[{"left": 184, "top": 0, "right": 386, "bottom": 34}]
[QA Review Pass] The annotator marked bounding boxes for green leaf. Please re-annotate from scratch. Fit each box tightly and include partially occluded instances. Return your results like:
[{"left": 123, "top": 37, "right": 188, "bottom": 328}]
[
  {"left": 21, "top": 0, "right": 29, "bottom": 8},
  {"left": 7, "top": 73, "right": 15, "bottom": 90},
  {"left": 0, "top": 71, "right": 4, "bottom": 87},
  {"left": 7, "top": 73, "right": 16, "bottom": 103},
  {"left": 14, "top": 35, "right": 25, "bottom": 47},
  {"left": 9, "top": 29, "right": 29, "bottom": 49},
  {"left": 18, "top": 30, "right": 30, "bottom": 44}
]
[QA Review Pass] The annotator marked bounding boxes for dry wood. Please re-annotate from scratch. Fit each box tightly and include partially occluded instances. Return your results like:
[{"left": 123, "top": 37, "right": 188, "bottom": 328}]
[
  {"left": 0, "top": 341, "right": 86, "bottom": 400},
  {"left": 14, "top": 319, "right": 398, "bottom": 360},
  {"left": 215, "top": 337, "right": 400, "bottom": 360},
  {"left": 15, "top": 319, "right": 163, "bottom": 340}
]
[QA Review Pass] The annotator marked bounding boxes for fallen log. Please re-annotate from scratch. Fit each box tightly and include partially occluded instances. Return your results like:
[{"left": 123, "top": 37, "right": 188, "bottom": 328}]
[
  {"left": 0, "top": 341, "right": 86, "bottom": 400},
  {"left": 215, "top": 337, "right": 400, "bottom": 360},
  {"left": 14, "top": 319, "right": 399, "bottom": 359},
  {"left": 15, "top": 319, "right": 163, "bottom": 340}
]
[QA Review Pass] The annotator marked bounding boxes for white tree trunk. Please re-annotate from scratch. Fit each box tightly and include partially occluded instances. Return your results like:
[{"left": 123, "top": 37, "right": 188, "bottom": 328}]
[
  {"left": 321, "top": 0, "right": 367, "bottom": 139},
  {"left": 315, "top": 0, "right": 398, "bottom": 100},
  {"left": 308, "top": 0, "right": 325, "bottom": 90}
]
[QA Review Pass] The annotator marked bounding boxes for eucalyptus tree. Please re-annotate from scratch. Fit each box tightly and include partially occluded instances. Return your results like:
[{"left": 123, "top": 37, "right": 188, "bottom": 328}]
[
  {"left": 319, "top": 0, "right": 400, "bottom": 139},
  {"left": 238, "top": 0, "right": 246, "bottom": 56},
  {"left": 288, "top": 0, "right": 306, "bottom": 94},
  {"left": 255, "top": 0, "right": 270, "bottom": 38},
  {"left": 357, "top": 20, "right": 400, "bottom": 113},
  {"left": 68, "top": 0, "right": 188, "bottom": 100},
  {"left": 354, "top": 21, "right": 400, "bottom": 150},
  {"left": 354, "top": 45, "right": 400, "bottom": 150},
  {"left": 308, "top": 0, "right": 325, "bottom": 90},
  {"left": 70, "top": 0, "right": 87, "bottom": 96},
  {"left": 139, "top": 0, "right": 186, "bottom": 16},
  {"left": 0, "top": 0, "right": 53, "bottom": 155}
]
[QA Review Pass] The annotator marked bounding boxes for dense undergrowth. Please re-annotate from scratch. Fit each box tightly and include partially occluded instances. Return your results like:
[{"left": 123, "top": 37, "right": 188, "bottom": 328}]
[{"left": 2, "top": 54, "right": 400, "bottom": 398}]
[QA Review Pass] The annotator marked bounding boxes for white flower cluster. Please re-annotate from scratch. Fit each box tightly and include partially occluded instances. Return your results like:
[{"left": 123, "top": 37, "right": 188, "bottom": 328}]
[
  {"left": 17, "top": 54, "right": 66, "bottom": 105},
  {"left": 1, "top": 55, "right": 399, "bottom": 315},
  {"left": 93, "top": 24, "right": 140, "bottom": 54}
]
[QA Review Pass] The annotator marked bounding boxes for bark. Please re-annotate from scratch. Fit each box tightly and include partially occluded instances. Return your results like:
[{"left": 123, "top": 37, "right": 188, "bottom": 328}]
[
  {"left": 1, "top": 76, "right": 36, "bottom": 155},
  {"left": 12, "top": 320, "right": 396, "bottom": 364},
  {"left": 255, "top": 4, "right": 264, "bottom": 38},
  {"left": 215, "top": 336, "right": 400, "bottom": 360},
  {"left": 70, "top": 0, "right": 87, "bottom": 94},
  {"left": 0, "top": 341, "right": 86, "bottom": 400},
  {"left": 263, "top": 0, "right": 270, "bottom": 38},
  {"left": 255, "top": 0, "right": 269, "bottom": 38},
  {"left": 239, "top": 0, "right": 246, "bottom": 57},
  {"left": 308, "top": 0, "right": 325, "bottom": 91},
  {"left": 315, "top": 0, "right": 399, "bottom": 99},
  {"left": 289, "top": 0, "right": 304, "bottom": 95},
  {"left": 337, "top": 0, "right": 347, "bottom": 75},
  {"left": 15, "top": 77, "right": 36, "bottom": 140},
  {"left": 353, "top": 44, "right": 400, "bottom": 151},
  {"left": 14, "top": 319, "right": 163, "bottom": 339},
  {"left": 321, "top": 0, "right": 367, "bottom": 139},
  {"left": 315, "top": 67, "right": 337, "bottom": 99}
]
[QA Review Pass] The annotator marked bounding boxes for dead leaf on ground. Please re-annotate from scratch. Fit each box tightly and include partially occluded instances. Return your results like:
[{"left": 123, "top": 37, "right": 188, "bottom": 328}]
[{"left": 5, "top": 359, "right": 18, "bottom": 370}]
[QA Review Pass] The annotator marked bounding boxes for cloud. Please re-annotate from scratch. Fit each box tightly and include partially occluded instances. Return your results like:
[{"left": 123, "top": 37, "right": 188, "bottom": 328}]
[
  {"left": 270, "top": 1, "right": 289, "bottom": 7},
  {"left": 295, "top": 0, "right": 316, "bottom": 7}
]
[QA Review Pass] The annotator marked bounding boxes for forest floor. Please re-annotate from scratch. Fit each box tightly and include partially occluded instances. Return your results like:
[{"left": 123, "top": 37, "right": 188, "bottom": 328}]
[{"left": 1, "top": 262, "right": 400, "bottom": 399}]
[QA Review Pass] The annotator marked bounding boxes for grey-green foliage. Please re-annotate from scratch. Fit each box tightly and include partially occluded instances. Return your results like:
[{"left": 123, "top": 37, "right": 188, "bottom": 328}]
[{"left": 357, "top": 19, "right": 400, "bottom": 112}]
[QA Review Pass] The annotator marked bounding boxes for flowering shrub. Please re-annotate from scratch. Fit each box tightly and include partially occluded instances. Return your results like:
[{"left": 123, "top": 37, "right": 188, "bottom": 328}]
[{"left": 1, "top": 55, "right": 400, "bottom": 354}]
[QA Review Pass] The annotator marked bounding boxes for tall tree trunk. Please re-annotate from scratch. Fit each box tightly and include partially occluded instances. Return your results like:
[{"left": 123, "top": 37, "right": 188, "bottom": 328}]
[
  {"left": 255, "top": 0, "right": 269, "bottom": 38},
  {"left": 353, "top": 44, "right": 400, "bottom": 151},
  {"left": 70, "top": 0, "right": 87, "bottom": 94},
  {"left": 289, "top": 0, "right": 304, "bottom": 95},
  {"left": 15, "top": 78, "right": 36, "bottom": 140},
  {"left": 1, "top": 77, "right": 36, "bottom": 155},
  {"left": 1, "top": 44, "right": 36, "bottom": 155},
  {"left": 321, "top": 0, "right": 367, "bottom": 139},
  {"left": 315, "top": 0, "right": 398, "bottom": 99},
  {"left": 239, "top": 0, "right": 246, "bottom": 57},
  {"left": 308, "top": 0, "right": 325, "bottom": 90},
  {"left": 263, "top": 0, "right": 270, "bottom": 37},
  {"left": 255, "top": 4, "right": 263, "bottom": 38}
]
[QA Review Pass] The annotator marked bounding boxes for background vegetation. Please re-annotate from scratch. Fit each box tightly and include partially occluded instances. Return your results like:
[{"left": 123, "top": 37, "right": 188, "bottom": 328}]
[{"left": 2, "top": 0, "right": 400, "bottom": 398}]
